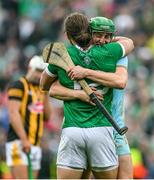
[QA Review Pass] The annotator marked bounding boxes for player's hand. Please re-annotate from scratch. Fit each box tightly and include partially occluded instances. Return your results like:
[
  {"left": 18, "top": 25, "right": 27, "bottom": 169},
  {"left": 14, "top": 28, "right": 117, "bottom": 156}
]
[
  {"left": 77, "top": 88, "right": 103, "bottom": 105},
  {"left": 68, "top": 66, "right": 87, "bottom": 80},
  {"left": 77, "top": 90, "right": 94, "bottom": 105},
  {"left": 21, "top": 138, "right": 31, "bottom": 154},
  {"left": 91, "top": 87, "right": 104, "bottom": 102}
]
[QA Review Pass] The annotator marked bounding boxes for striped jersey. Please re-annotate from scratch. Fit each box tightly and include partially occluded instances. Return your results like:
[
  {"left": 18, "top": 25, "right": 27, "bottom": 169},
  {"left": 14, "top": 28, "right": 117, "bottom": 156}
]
[{"left": 7, "top": 77, "right": 46, "bottom": 145}]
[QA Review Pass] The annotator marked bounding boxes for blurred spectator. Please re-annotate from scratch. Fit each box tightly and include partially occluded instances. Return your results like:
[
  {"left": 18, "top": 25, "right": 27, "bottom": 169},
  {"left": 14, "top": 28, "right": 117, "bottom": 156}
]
[{"left": 113, "top": 6, "right": 135, "bottom": 34}]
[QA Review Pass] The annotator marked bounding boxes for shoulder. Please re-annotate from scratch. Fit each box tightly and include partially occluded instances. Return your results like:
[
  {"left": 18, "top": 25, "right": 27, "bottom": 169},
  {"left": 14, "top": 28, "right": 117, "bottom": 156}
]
[
  {"left": 8, "top": 79, "right": 24, "bottom": 90},
  {"left": 104, "top": 42, "right": 123, "bottom": 59},
  {"left": 7, "top": 78, "right": 25, "bottom": 100},
  {"left": 104, "top": 42, "right": 122, "bottom": 50}
]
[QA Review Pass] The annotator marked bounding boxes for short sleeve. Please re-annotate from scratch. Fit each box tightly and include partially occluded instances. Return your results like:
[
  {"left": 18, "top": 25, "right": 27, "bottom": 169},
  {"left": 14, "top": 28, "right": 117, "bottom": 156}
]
[
  {"left": 117, "top": 56, "right": 128, "bottom": 68},
  {"left": 45, "top": 64, "right": 58, "bottom": 77},
  {"left": 105, "top": 42, "right": 124, "bottom": 60},
  {"left": 7, "top": 80, "right": 24, "bottom": 101}
]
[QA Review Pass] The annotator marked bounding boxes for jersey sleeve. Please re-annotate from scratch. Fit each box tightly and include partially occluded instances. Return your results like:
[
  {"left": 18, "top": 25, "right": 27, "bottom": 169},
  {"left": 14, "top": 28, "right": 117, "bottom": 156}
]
[
  {"left": 106, "top": 42, "right": 124, "bottom": 61},
  {"left": 116, "top": 56, "right": 128, "bottom": 68},
  {"left": 7, "top": 80, "right": 24, "bottom": 101},
  {"left": 45, "top": 64, "right": 58, "bottom": 77}
]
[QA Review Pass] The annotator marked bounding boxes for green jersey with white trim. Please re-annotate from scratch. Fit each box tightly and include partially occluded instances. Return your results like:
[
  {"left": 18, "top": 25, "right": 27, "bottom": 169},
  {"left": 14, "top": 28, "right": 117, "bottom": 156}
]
[{"left": 48, "top": 42, "right": 123, "bottom": 128}]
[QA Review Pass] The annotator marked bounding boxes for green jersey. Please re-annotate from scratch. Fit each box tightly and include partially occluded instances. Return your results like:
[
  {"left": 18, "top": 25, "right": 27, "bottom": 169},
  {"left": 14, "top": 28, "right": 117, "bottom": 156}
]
[{"left": 47, "top": 42, "right": 123, "bottom": 128}]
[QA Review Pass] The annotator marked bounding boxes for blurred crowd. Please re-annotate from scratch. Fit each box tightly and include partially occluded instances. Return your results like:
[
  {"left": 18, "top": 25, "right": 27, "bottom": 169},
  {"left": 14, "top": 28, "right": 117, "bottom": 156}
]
[{"left": 0, "top": 0, "right": 154, "bottom": 178}]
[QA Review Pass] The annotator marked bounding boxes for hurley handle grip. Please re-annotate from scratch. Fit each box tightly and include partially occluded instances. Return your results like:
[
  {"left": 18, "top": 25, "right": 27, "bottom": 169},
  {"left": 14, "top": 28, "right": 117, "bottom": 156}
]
[{"left": 78, "top": 79, "right": 93, "bottom": 95}]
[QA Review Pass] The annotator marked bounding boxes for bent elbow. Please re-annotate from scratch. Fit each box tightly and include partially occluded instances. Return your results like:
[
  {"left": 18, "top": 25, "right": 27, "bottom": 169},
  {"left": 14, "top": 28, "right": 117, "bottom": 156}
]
[
  {"left": 49, "top": 87, "right": 57, "bottom": 97},
  {"left": 130, "top": 39, "right": 134, "bottom": 51},
  {"left": 40, "top": 78, "right": 46, "bottom": 91},
  {"left": 40, "top": 79, "right": 51, "bottom": 91},
  {"left": 119, "top": 82, "right": 126, "bottom": 89},
  {"left": 123, "top": 39, "right": 135, "bottom": 55},
  {"left": 116, "top": 80, "right": 127, "bottom": 89},
  {"left": 49, "top": 89, "right": 54, "bottom": 97},
  {"left": 39, "top": 83, "right": 44, "bottom": 91},
  {"left": 40, "top": 83, "right": 48, "bottom": 91}
]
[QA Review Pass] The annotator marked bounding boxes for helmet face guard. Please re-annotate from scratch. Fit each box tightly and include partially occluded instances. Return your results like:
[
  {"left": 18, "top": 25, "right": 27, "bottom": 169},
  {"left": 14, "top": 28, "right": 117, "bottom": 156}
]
[{"left": 89, "top": 17, "right": 116, "bottom": 35}]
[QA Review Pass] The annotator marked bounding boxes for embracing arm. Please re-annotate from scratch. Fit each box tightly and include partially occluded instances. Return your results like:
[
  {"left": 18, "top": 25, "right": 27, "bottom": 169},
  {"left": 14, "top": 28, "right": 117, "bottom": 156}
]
[
  {"left": 49, "top": 80, "right": 80, "bottom": 100},
  {"left": 40, "top": 67, "right": 93, "bottom": 102},
  {"left": 84, "top": 66, "right": 127, "bottom": 89},
  {"left": 40, "top": 69, "right": 57, "bottom": 91},
  {"left": 44, "top": 94, "right": 52, "bottom": 121},
  {"left": 49, "top": 80, "right": 103, "bottom": 104},
  {"left": 68, "top": 65, "right": 128, "bottom": 89},
  {"left": 113, "top": 36, "right": 134, "bottom": 56}
]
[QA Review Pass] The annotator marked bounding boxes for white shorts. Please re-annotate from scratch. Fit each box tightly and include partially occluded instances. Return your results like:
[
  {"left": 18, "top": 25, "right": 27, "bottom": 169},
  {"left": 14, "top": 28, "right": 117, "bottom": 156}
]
[
  {"left": 57, "top": 127, "right": 118, "bottom": 170},
  {"left": 5, "top": 140, "right": 42, "bottom": 170}
]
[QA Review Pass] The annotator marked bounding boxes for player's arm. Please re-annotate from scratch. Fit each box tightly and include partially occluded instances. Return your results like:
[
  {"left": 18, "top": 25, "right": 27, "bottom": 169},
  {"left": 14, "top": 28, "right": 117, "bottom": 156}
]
[
  {"left": 87, "top": 66, "right": 127, "bottom": 89},
  {"left": 49, "top": 80, "right": 103, "bottom": 104},
  {"left": 68, "top": 65, "right": 127, "bottom": 89},
  {"left": 7, "top": 83, "right": 30, "bottom": 153},
  {"left": 68, "top": 57, "right": 128, "bottom": 89},
  {"left": 8, "top": 100, "right": 28, "bottom": 142},
  {"left": 39, "top": 64, "right": 95, "bottom": 103},
  {"left": 49, "top": 80, "right": 82, "bottom": 100},
  {"left": 84, "top": 56, "right": 128, "bottom": 89},
  {"left": 43, "top": 94, "right": 52, "bottom": 121},
  {"left": 112, "top": 36, "right": 134, "bottom": 56},
  {"left": 40, "top": 66, "right": 57, "bottom": 91}
]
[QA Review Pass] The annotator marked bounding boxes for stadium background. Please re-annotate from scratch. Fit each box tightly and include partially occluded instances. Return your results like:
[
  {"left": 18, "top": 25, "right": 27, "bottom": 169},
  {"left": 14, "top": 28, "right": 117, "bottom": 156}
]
[{"left": 0, "top": 0, "right": 154, "bottom": 178}]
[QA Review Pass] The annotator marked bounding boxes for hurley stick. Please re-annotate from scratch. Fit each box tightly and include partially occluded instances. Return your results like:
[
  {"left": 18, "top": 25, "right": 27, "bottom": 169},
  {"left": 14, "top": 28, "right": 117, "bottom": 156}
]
[{"left": 27, "top": 153, "right": 33, "bottom": 179}]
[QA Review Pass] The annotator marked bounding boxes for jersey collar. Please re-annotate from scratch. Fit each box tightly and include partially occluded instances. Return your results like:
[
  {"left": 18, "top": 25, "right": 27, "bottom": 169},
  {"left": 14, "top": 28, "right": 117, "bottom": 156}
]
[{"left": 75, "top": 44, "right": 93, "bottom": 52}]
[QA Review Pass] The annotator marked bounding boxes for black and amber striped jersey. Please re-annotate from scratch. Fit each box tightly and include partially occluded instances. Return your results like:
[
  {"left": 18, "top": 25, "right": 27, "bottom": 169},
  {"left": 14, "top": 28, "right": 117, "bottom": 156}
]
[{"left": 7, "top": 77, "right": 47, "bottom": 145}]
